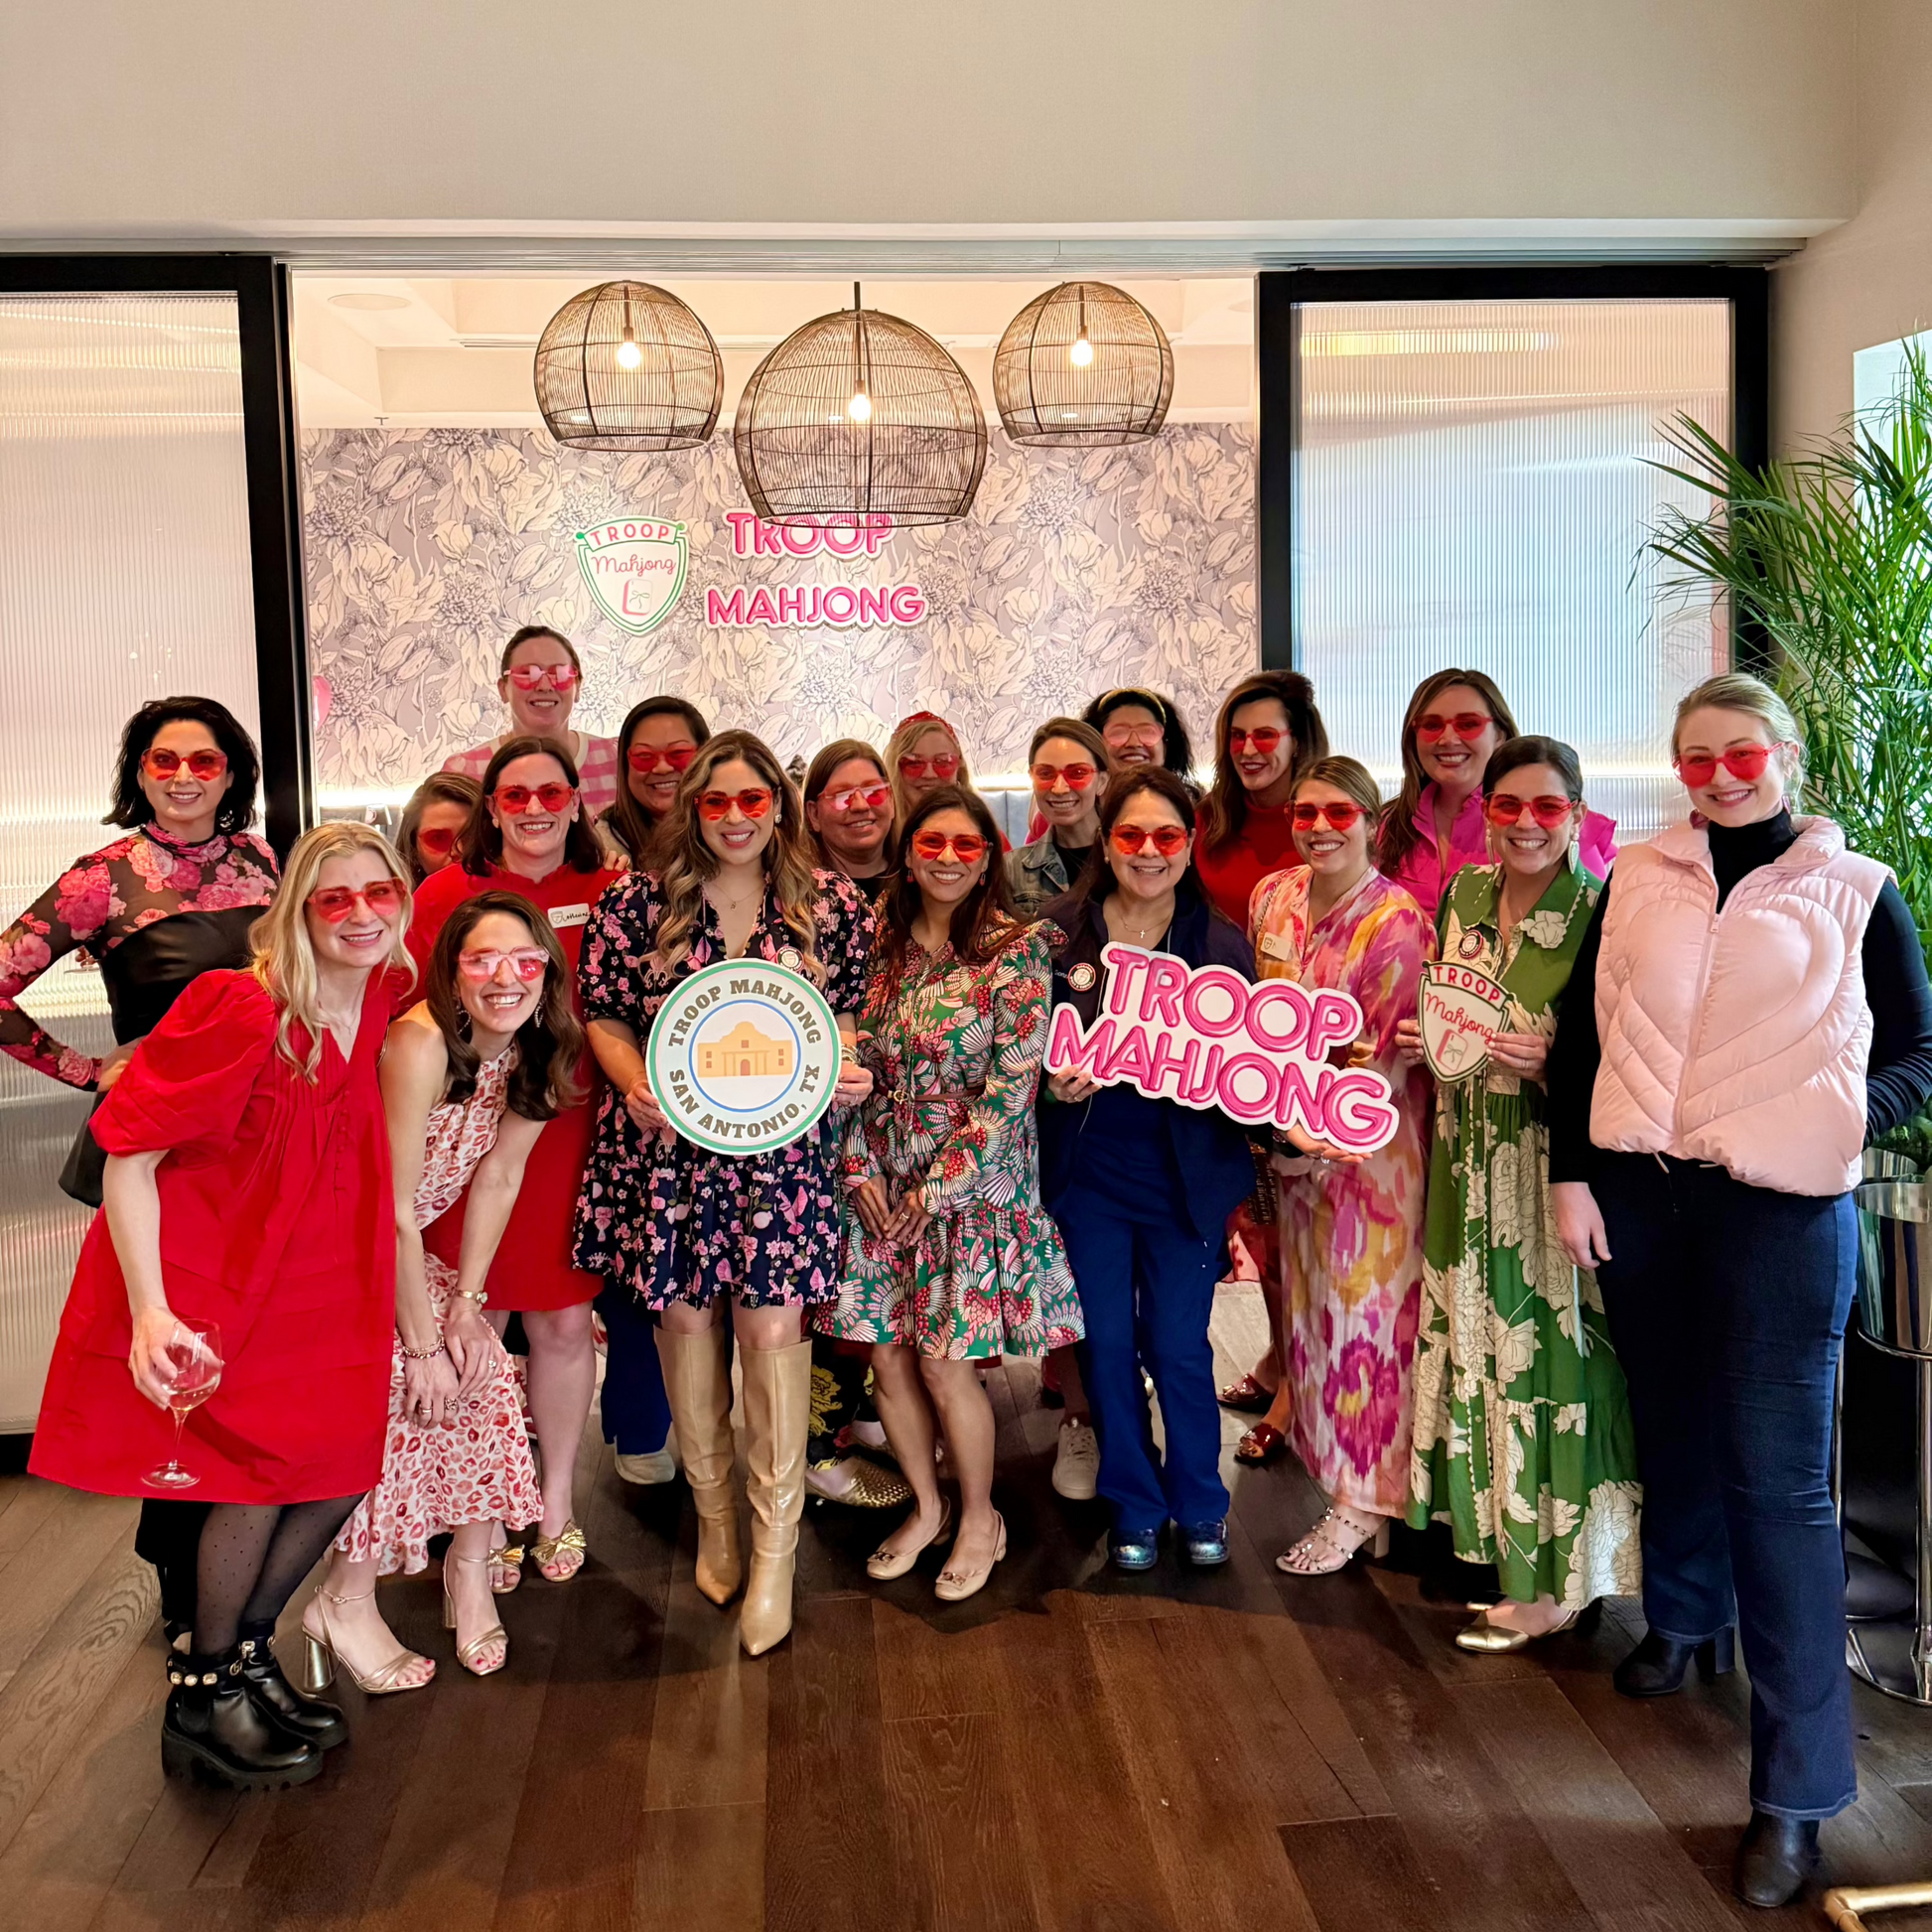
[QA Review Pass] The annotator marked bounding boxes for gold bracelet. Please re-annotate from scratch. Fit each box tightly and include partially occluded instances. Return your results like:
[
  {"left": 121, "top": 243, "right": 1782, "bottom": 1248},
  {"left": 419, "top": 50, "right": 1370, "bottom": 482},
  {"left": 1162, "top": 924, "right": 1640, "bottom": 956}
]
[{"left": 455, "top": 1289, "right": 489, "bottom": 1308}]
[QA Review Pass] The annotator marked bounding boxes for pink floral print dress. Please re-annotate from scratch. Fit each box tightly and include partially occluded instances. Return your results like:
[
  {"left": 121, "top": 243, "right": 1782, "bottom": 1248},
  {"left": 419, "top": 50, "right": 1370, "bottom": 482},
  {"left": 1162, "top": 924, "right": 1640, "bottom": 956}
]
[
  {"left": 823, "top": 923, "right": 1083, "bottom": 1360},
  {"left": 1249, "top": 865, "right": 1433, "bottom": 1515},
  {"left": 337, "top": 1049, "right": 544, "bottom": 1573},
  {"left": 0, "top": 827, "right": 279, "bottom": 1087}
]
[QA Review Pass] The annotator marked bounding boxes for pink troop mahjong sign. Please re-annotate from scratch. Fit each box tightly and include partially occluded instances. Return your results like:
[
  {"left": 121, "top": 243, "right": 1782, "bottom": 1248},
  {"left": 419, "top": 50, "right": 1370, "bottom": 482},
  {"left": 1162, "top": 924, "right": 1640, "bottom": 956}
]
[{"left": 1043, "top": 944, "right": 1400, "bottom": 1154}]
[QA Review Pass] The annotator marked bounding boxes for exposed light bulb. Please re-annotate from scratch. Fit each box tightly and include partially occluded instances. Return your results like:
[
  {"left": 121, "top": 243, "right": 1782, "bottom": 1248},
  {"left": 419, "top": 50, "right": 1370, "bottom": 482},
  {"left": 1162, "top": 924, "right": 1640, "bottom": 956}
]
[
  {"left": 1069, "top": 333, "right": 1094, "bottom": 368},
  {"left": 616, "top": 335, "right": 643, "bottom": 370},
  {"left": 848, "top": 389, "right": 873, "bottom": 423}
]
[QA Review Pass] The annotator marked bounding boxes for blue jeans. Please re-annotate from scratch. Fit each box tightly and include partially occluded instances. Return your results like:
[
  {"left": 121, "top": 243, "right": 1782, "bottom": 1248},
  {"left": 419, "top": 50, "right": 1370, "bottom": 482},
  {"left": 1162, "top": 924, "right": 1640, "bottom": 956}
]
[
  {"left": 595, "top": 1286, "right": 672, "bottom": 1456},
  {"left": 1592, "top": 1152, "right": 1857, "bottom": 1821},
  {"left": 1055, "top": 1183, "right": 1229, "bottom": 1533}
]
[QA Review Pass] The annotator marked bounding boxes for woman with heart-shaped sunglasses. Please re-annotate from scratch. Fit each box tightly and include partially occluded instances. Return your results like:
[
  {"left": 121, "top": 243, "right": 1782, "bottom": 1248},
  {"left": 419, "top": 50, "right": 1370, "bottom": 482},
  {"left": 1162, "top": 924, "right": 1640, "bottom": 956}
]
[
  {"left": 1396, "top": 735, "right": 1641, "bottom": 1659},
  {"left": 441, "top": 625, "right": 621, "bottom": 820},
  {"left": 1545, "top": 672, "right": 1932, "bottom": 1906}
]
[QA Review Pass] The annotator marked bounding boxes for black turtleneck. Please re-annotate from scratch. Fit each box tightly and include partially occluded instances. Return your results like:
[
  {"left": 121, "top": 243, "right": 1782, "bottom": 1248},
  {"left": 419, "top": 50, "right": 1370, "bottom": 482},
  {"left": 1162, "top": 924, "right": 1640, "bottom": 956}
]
[{"left": 1546, "top": 811, "right": 1932, "bottom": 1182}]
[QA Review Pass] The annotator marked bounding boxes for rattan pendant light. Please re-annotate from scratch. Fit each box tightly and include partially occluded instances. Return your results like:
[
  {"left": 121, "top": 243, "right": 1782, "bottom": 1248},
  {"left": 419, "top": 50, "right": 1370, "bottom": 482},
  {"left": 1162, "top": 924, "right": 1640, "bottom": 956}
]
[
  {"left": 994, "top": 281, "right": 1174, "bottom": 446},
  {"left": 533, "top": 280, "right": 722, "bottom": 451},
  {"left": 733, "top": 284, "right": 987, "bottom": 524}
]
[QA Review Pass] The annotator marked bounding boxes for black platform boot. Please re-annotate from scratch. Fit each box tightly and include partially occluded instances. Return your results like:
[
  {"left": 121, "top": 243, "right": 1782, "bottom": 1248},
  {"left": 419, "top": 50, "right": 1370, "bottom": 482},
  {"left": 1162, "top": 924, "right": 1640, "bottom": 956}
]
[
  {"left": 1733, "top": 1812, "right": 1820, "bottom": 1908},
  {"left": 236, "top": 1629, "right": 347, "bottom": 1750},
  {"left": 161, "top": 1647, "right": 324, "bottom": 1790},
  {"left": 1612, "top": 1626, "right": 1735, "bottom": 1699}
]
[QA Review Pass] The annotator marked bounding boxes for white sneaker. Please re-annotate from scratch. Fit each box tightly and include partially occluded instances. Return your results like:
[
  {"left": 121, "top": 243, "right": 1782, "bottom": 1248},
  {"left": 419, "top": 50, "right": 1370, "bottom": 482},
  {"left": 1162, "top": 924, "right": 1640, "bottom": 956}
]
[
  {"left": 615, "top": 1444, "right": 678, "bottom": 1485},
  {"left": 1051, "top": 1418, "right": 1100, "bottom": 1501}
]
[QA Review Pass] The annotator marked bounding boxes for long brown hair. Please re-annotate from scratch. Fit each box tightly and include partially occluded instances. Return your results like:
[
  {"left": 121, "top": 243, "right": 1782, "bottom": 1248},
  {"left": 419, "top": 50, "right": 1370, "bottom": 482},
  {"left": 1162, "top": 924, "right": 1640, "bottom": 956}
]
[
  {"left": 652, "top": 730, "right": 822, "bottom": 979},
  {"left": 461, "top": 735, "right": 606, "bottom": 877},
  {"left": 398, "top": 771, "right": 482, "bottom": 887},
  {"left": 1375, "top": 668, "right": 1519, "bottom": 880},
  {"left": 249, "top": 822, "right": 414, "bottom": 1080},
  {"left": 875, "top": 785, "right": 1027, "bottom": 981},
  {"left": 601, "top": 695, "right": 712, "bottom": 868},
  {"left": 424, "top": 890, "right": 584, "bottom": 1119},
  {"left": 1197, "top": 671, "right": 1328, "bottom": 851}
]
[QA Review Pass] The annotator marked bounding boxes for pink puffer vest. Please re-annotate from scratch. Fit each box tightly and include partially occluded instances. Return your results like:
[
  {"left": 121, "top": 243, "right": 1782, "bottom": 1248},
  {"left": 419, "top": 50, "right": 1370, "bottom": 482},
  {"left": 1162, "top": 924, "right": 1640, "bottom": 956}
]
[{"left": 1590, "top": 815, "right": 1888, "bottom": 1196}]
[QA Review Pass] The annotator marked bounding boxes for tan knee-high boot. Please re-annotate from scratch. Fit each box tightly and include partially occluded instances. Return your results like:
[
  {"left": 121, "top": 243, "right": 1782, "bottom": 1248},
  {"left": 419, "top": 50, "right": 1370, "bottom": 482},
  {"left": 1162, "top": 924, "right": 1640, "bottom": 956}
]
[
  {"left": 654, "top": 1324, "right": 744, "bottom": 1606},
  {"left": 738, "top": 1337, "right": 812, "bottom": 1657}
]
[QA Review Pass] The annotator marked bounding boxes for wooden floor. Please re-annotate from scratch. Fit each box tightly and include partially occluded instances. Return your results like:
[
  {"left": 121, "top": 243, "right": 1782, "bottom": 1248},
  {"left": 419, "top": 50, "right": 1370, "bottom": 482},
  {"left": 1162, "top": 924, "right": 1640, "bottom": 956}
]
[{"left": 5, "top": 1284, "right": 1932, "bottom": 1932}]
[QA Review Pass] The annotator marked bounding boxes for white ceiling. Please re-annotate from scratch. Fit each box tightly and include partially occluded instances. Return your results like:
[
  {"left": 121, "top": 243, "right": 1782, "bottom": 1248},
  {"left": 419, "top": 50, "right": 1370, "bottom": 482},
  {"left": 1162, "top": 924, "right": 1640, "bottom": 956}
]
[{"left": 291, "top": 274, "right": 1255, "bottom": 429}]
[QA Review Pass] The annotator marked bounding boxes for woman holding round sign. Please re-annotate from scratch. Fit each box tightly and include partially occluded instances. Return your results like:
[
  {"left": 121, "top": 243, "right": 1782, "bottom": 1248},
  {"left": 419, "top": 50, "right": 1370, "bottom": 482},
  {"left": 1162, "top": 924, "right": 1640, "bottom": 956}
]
[
  {"left": 1547, "top": 673, "right": 1932, "bottom": 1906},
  {"left": 1240, "top": 757, "right": 1433, "bottom": 1576},
  {"left": 1398, "top": 736, "right": 1641, "bottom": 1652},
  {"left": 443, "top": 625, "right": 621, "bottom": 818},
  {"left": 410, "top": 735, "right": 621, "bottom": 1589},
  {"left": 825, "top": 784, "right": 1080, "bottom": 1601},
  {"left": 1037, "top": 767, "right": 1256, "bottom": 1571},
  {"left": 574, "top": 731, "right": 876, "bottom": 1656}
]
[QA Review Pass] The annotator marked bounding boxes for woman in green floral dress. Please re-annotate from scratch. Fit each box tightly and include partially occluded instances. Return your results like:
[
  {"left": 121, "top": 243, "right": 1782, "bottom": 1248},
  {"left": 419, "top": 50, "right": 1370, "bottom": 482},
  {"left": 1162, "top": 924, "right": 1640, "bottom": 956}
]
[
  {"left": 824, "top": 785, "right": 1082, "bottom": 1603},
  {"left": 1403, "top": 737, "right": 1642, "bottom": 1650}
]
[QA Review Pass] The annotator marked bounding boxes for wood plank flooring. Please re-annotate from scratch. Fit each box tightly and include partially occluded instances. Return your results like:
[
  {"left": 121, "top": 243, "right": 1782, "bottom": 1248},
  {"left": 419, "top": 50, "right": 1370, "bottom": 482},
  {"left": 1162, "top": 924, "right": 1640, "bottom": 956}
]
[{"left": 2, "top": 1283, "right": 1931, "bottom": 1931}]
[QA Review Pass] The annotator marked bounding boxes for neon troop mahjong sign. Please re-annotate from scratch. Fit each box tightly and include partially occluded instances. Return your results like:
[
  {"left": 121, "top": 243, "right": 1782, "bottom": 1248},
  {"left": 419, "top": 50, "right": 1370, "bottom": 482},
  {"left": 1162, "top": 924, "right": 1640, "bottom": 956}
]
[
  {"left": 574, "top": 518, "right": 688, "bottom": 634},
  {"left": 573, "top": 508, "right": 926, "bottom": 633}
]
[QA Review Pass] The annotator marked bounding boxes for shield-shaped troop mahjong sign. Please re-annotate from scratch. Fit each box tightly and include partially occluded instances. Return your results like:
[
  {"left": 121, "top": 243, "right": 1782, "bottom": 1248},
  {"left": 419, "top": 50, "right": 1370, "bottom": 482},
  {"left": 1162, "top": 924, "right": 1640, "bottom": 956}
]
[
  {"left": 1418, "top": 959, "right": 1508, "bottom": 1083},
  {"left": 575, "top": 517, "right": 688, "bottom": 635}
]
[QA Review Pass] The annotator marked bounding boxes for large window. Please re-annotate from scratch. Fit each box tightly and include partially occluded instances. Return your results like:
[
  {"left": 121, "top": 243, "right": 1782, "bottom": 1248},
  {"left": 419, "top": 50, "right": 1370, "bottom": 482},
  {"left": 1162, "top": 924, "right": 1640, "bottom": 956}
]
[{"left": 1268, "top": 279, "right": 1752, "bottom": 840}]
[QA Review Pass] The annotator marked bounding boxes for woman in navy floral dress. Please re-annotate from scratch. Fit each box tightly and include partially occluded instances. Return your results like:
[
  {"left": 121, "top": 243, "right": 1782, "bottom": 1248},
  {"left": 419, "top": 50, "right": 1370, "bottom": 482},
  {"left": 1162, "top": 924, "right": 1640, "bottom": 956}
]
[{"left": 574, "top": 731, "right": 875, "bottom": 1656}]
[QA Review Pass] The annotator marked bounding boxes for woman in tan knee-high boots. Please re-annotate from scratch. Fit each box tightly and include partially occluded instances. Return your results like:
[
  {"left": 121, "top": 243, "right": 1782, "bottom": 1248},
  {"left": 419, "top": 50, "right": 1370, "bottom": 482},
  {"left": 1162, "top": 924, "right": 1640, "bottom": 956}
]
[{"left": 574, "top": 732, "right": 877, "bottom": 1654}]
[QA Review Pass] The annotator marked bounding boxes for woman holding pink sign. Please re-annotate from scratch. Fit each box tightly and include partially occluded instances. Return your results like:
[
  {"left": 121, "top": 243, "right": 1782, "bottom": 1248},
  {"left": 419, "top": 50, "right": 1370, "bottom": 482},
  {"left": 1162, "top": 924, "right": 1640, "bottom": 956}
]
[
  {"left": 1037, "top": 767, "right": 1259, "bottom": 1571},
  {"left": 1399, "top": 736, "right": 1641, "bottom": 1653},
  {"left": 1240, "top": 757, "right": 1433, "bottom": 1576}
]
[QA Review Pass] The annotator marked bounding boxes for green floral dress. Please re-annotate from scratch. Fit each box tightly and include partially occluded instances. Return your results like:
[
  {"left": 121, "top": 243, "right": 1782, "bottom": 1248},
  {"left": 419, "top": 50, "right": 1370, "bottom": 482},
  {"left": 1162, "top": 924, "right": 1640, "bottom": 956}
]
[
  {"left": 822, "top": 922, "right": 1083, "bottom": 1360},
  {"left": 1405, "top": 855, "right": 1643, "bottom": 1608}
]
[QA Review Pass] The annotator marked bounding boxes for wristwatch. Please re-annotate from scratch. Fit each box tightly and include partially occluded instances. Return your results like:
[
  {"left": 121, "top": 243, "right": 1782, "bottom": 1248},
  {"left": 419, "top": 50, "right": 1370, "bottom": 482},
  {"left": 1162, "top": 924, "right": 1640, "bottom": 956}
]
[{"left": 456, "top": 1289, "right": 489, "bottom": 1308}]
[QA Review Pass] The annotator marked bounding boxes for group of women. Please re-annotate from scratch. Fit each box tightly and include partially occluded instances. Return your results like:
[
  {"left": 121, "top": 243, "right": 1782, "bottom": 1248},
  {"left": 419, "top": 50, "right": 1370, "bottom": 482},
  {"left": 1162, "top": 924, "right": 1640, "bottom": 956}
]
[{"left": 9, "top": 621, "right": 1932, "bottom": 1909}]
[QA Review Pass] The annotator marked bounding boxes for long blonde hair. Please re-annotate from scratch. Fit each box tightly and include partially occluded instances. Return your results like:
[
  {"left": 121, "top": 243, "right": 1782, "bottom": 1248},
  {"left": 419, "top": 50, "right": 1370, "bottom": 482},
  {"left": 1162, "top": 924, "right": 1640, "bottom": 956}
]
[
  {"left": 885, "top": 711, "right": 973, "bottom": 829},
  {"left": 249, "top": 822, "right": 414, "bottom": 1079},
  {"left": 652, "top": 731, "right": 824, "bottom": 980}
]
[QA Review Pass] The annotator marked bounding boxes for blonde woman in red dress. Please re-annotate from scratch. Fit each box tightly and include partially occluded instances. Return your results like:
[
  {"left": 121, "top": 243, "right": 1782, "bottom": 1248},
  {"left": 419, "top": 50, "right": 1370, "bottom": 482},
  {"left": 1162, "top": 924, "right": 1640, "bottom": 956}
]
[
  {"left": 303, "top": 891, "right": 585, "bottom": 1691},
  {"left": 409, "top": 735, "right": 620, "bottom": 1588},
  {"left": 30, "top": 823, "right": 413, "bottom": 1792}
]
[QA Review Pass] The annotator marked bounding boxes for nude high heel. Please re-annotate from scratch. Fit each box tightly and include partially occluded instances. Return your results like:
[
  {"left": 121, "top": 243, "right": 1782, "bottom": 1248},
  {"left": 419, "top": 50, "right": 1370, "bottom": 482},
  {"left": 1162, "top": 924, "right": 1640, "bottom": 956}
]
[
  {"left": 656, "top": 1324, "right": 745, "bottom": 1606},
  {"left": 299, "top": 1585, "right": 435, "bottom": 1695},
  {"left": 442, "top": 1552, "right": 510, "bottom": 1677}
]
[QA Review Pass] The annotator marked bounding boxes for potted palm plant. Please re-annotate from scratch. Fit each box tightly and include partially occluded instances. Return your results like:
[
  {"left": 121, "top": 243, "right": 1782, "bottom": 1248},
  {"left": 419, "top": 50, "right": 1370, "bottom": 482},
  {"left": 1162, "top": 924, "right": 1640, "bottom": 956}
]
[{"left": 1648, "top": 346, "right": 1932, "bottom": 1166}]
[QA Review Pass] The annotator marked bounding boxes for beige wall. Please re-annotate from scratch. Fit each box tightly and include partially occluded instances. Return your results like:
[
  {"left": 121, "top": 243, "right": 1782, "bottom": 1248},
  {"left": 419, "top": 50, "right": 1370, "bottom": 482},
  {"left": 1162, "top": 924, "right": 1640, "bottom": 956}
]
[
  {"left": 1774, "top": 2, "right": 1932, "bottom": 448},
  {"left": 0, "top": 2, "right": 1852, "bottom": 252}
]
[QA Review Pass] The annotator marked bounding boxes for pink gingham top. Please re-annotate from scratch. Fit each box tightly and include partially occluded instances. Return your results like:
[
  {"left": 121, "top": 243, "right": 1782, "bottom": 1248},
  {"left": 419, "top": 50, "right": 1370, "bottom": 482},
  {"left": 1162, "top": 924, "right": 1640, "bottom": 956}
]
[{"left": 442, "top": 734, "right": 621, "bottom": 818}]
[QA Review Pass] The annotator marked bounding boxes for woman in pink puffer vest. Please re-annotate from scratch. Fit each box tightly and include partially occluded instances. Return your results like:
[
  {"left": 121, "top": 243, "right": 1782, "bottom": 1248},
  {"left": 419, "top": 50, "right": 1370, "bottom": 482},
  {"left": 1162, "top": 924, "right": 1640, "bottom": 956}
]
[{"left": 1546, "top": 673, "right": 1932, "bottom": 1909}]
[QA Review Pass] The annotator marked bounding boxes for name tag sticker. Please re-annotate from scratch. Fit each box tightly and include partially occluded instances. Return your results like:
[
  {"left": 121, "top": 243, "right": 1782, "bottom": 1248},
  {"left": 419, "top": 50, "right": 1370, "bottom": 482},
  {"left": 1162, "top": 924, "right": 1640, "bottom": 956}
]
[
  {"left": 549, "top": 903, "right": 591, "bottom": 929},
  {"left": 1260, "top": 931, "right": 1293, "bottom": 961}
]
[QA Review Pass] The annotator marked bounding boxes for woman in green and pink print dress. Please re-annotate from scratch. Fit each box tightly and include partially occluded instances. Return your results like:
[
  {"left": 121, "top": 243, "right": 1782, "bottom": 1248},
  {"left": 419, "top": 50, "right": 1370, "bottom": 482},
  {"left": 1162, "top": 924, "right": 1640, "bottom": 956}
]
[
  {"left": 1403, "top": 736, "right": 1640, "bottom": 1653},
  {"left": 825, "top": 785, "right": 1081, "bottom": 1604}
]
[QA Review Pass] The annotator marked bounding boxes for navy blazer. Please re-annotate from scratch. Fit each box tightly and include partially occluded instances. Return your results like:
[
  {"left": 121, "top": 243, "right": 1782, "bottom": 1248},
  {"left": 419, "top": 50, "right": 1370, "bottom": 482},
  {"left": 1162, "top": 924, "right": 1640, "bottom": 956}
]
[{"left": 1035, "top": 880, "right": 1259, "bottom": 1243}]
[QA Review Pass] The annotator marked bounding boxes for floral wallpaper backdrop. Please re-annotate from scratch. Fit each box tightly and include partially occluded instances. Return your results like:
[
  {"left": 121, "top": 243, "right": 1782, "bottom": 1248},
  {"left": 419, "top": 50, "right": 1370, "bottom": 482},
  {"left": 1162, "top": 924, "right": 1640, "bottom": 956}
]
[{"left": 301, "top": 424, "right": 1256, "bottom": 793}]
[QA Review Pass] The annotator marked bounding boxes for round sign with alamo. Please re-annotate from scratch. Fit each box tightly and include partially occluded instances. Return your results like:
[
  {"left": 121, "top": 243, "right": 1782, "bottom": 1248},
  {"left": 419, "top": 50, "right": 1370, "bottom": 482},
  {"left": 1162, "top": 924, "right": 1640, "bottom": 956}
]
[{"left": 645, "top": 958, "right": 843, "bottom": 1158}]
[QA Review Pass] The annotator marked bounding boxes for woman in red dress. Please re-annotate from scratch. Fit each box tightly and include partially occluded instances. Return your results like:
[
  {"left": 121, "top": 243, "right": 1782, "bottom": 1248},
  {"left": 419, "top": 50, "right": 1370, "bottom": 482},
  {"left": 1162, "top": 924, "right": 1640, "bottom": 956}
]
[
  {"left": 30, "top": 822, "right": 413, "bottom": 1792},
  {"left": 408, "top": 735, "right": 618, "bottom": 1587}
]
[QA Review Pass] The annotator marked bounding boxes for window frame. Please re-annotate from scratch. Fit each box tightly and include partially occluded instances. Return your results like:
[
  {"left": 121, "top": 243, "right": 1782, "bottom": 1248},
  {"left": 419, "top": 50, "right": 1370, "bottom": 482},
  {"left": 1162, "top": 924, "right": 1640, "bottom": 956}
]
[
  {"left": 0, "top": 254, "right": 313, "bottom": 854},
  {"left": 1255, "top": 263, "right": 1770, "bottom": 676}
]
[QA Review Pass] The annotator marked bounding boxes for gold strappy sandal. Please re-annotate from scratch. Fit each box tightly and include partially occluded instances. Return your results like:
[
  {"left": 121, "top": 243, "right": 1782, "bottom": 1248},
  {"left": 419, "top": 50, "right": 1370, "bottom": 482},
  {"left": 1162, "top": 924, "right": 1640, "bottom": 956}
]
[
  {"left": 299, "top": 1585, "right": 436, "bottom": 1695},
  {"left": 443, "top": 1552, "right": 510, "bottom": 1677},
  {"left": 530, "top": 1518, "right": 587, "bottom": 1583},
  {"left": 488, "top": 1525, "right": 525, "bottom": 1595}
]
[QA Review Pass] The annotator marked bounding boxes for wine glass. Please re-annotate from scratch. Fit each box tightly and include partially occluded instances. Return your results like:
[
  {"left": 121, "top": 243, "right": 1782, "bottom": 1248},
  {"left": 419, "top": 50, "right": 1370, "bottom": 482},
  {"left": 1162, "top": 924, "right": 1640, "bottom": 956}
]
[{"left": 144, "top": 1318, "right": 223, "bottom": 1490}]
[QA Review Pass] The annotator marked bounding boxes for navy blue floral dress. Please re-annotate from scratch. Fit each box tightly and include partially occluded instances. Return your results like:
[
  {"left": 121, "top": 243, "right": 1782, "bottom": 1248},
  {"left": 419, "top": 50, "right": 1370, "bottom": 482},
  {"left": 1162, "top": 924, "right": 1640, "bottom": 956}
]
[{"left": 571, "top": 868, "right": 876, "bottom": 1310}]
